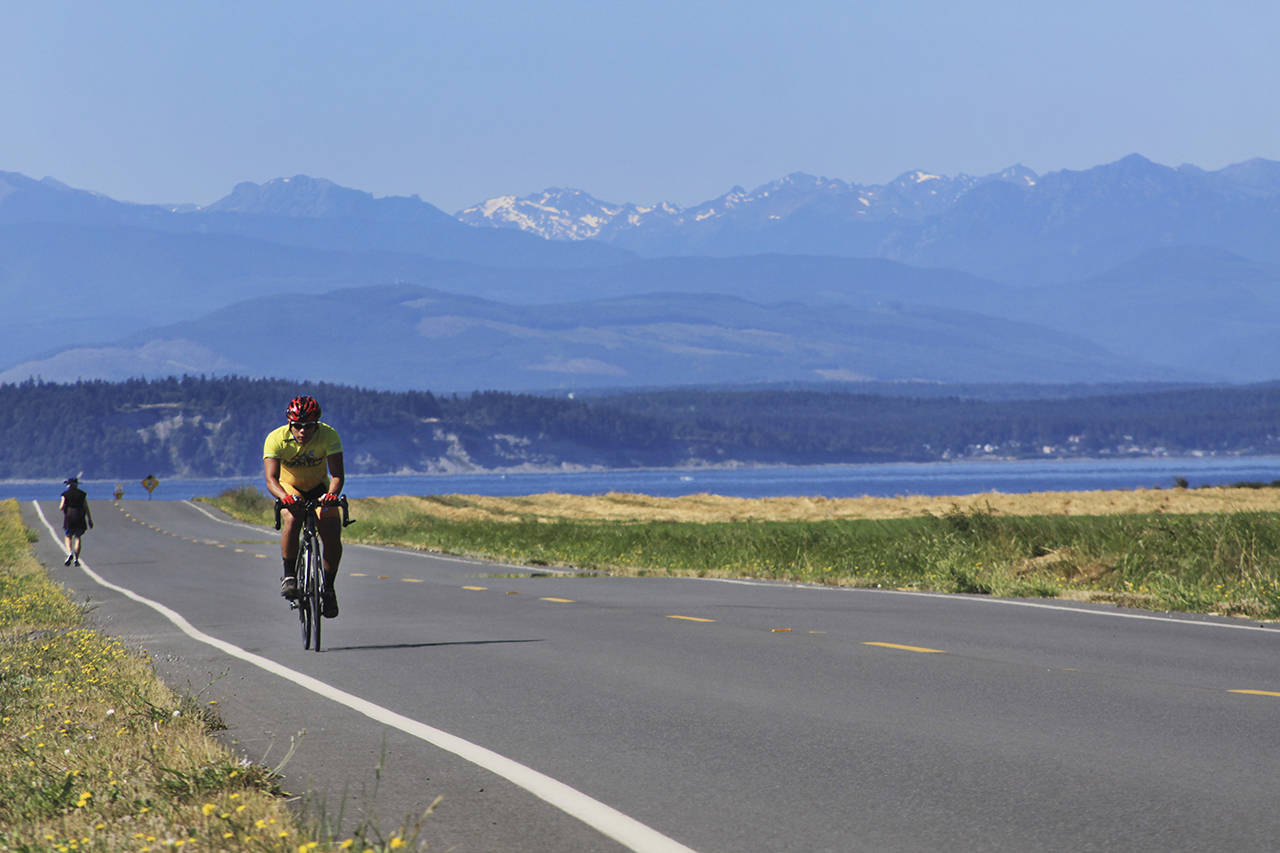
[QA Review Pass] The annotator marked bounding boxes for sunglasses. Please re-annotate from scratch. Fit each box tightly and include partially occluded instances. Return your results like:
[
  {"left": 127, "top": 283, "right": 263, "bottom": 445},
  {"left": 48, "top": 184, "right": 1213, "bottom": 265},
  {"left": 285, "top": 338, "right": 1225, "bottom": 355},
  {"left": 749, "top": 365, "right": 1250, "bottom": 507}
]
[{"left": 291, "top": 421, "right": 319, "bottom": 430}]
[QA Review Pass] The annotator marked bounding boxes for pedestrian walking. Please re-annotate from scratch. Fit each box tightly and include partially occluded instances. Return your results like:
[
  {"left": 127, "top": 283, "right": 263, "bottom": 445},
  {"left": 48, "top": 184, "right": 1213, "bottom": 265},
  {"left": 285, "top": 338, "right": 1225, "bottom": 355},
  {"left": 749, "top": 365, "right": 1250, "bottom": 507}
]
[{"left": 59, "top": 477, "right": 92, "bottom": 567}]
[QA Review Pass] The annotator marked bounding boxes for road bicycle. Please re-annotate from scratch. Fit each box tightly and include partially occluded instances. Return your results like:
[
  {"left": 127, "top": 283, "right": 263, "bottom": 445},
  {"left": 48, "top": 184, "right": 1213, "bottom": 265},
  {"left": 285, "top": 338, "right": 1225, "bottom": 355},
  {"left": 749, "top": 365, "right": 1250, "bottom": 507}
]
[{"left": 274, "top": 495, "right": 353, "bottom": 652}]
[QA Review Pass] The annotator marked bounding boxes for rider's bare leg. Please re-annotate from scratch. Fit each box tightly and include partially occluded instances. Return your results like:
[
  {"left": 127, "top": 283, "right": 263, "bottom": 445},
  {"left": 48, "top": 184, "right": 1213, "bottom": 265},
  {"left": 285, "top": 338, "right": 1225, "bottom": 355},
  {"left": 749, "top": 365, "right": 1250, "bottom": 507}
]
[
  {"left": 279, "top": 511, "right": 301, "bottom": 574},
  {"left": 318, "top": 509, "right": 343, "bottom": 585}
]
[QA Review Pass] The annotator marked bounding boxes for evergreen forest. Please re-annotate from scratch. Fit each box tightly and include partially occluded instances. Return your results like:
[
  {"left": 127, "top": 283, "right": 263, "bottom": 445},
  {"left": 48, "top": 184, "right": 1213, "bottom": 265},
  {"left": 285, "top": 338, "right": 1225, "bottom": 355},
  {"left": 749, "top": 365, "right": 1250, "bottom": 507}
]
[{"left": 4, "top": 376, "right": 1280, "bottom": 480}]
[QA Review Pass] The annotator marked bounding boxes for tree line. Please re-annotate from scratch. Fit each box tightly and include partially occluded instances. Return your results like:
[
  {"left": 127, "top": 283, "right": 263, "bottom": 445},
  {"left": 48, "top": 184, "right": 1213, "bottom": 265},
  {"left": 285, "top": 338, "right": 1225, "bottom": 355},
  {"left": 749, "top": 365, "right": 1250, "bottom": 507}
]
[{"left": 2, "top": 376, "right": 1279, "bottom": 480}]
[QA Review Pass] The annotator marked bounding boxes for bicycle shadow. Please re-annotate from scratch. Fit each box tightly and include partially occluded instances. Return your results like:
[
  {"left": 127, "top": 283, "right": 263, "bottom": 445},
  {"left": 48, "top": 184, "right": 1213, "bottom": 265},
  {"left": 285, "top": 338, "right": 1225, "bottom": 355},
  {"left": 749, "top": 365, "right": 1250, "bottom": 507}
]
[{"left": 320, "top": 638, "right": 544, "bottom": 652}]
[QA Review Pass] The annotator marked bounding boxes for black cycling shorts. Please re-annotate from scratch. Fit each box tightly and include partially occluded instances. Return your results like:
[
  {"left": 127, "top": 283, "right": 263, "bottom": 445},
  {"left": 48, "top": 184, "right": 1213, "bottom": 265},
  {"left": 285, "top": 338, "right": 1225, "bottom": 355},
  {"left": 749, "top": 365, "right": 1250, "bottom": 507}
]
[{"left": 288, "top": 484, "right": 329, "bottom": 502}]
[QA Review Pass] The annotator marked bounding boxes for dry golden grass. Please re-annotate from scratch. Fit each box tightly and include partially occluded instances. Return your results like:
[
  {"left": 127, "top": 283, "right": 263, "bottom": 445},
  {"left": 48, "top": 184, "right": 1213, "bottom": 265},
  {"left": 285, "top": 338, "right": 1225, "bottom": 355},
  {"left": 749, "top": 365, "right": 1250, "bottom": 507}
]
[{"left": 360, "top": 486, "right": 1280, "bottom": 525}]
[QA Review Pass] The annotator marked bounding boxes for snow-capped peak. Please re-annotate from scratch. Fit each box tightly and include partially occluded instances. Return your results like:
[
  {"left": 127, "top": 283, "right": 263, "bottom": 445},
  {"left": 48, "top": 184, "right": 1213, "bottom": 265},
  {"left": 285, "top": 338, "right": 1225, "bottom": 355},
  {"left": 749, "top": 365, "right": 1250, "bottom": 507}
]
[
  {"left": 456, "top": 187, "right": 682, "bottom": 240},
  {"left": 454, "top": 164, "right": 1042, "bottom": 241}
]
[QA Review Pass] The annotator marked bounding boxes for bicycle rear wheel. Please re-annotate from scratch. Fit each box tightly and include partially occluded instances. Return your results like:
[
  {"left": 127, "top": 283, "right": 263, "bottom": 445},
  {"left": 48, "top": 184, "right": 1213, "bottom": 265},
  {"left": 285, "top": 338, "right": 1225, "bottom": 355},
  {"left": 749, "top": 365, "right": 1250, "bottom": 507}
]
[{"left": 298, "top": 538, "right": 314, "bottom": 650}]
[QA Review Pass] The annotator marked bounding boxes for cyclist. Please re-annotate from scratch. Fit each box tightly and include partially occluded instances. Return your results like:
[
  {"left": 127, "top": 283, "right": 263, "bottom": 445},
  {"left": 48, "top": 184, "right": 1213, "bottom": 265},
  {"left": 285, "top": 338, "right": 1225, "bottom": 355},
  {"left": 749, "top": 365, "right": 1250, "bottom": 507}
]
[{"left": 263, "top": 395, "right": 345, "bottom": 618}]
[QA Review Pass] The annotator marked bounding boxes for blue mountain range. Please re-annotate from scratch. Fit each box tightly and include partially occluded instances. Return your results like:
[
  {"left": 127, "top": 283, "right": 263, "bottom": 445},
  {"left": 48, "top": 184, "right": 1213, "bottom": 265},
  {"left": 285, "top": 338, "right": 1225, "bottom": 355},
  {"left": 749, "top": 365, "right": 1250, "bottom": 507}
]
[{"left": 2, "top": 156, "right": 1277, "bottom": 390}]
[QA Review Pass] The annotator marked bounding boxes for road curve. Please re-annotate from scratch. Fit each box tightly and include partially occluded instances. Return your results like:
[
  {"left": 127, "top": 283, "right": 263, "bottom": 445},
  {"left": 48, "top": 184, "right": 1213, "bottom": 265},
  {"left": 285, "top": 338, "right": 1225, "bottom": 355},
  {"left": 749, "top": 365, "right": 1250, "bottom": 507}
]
[{"left": 22, "top": 498, "right": 1280, "bottom": 852}]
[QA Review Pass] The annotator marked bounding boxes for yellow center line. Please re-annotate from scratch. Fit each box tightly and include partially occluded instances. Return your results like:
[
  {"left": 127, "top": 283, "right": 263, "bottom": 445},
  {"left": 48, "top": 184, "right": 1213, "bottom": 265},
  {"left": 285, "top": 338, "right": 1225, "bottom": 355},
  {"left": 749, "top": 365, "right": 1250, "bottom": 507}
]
[
  {"left": 540, "top": 597, "right": 574, "bottom": 603},
  {"left": 864, "top": 641, "right": 946, "bottom": 654},
  {"left": 667, "top": 615, "right": 715, "bottom": 623},
  {"left": 350, "top": 572, "right": 368, "bottom": 577},
  {"left": 462, "top": 586, "right": 487, "bottom": 591},
  {"left": 1229, "top": 689, "right": 1280, "bottom": 697},
  {"left": 401, "top": 578, "right": 424, "bottom": 583}
]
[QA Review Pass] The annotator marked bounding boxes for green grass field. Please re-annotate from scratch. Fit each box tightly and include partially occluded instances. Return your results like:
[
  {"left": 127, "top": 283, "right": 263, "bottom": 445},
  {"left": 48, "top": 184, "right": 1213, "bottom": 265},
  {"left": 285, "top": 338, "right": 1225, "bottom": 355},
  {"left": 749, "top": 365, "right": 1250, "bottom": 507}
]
[{"left": 209, "top": 486, "right": 1280, "bottom": 621}]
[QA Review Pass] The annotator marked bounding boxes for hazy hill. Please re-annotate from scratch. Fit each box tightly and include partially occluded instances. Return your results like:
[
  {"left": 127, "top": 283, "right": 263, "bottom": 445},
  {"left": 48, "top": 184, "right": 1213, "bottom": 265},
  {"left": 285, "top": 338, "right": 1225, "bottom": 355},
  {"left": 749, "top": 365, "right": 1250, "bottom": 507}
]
[
  {"left": 0, "top": 283, "right": 1173, "bottom": 391},
  {"left": 0, "top": 223, "right": 1012, "bottom": 368},
  {"left": 969, "top": 247, "right": 1280, "bottom": 381},
  {"left": 0, "top": 222, "right": 547, "bottom": 366},
  {"left": 3, "top": 234, "right": 1270, "bottom": 387}
]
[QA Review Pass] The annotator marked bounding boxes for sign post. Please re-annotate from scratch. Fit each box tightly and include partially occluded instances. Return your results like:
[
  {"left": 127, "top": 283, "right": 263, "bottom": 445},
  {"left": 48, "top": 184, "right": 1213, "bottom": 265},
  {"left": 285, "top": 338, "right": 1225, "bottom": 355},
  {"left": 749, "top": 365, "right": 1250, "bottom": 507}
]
[
  {"left": 113, "top": 483, "right": 124, "bottom": 501},
  {"left": 141, "top": 474, "right": 159, "bottom": 500}
]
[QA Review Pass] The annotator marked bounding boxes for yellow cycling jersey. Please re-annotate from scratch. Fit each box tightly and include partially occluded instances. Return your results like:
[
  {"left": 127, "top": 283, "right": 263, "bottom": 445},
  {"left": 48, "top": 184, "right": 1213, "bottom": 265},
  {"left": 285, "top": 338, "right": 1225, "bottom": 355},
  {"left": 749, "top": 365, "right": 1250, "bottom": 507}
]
[{"left": 263, "top": 423, "right": 343, "bottom": 492}]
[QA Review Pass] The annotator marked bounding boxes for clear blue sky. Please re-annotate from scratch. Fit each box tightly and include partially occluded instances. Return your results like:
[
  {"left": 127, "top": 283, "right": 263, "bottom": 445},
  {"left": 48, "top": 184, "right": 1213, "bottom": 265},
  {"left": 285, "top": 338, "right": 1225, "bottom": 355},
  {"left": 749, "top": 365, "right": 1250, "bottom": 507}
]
[{"left": 6, "top": 0, "right": 1279, "bottom": 212}]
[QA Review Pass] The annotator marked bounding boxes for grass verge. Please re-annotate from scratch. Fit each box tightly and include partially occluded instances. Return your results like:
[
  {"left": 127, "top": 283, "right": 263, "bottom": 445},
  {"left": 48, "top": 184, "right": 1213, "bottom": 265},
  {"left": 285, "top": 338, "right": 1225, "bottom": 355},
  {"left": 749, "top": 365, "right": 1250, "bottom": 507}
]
[
  {"left": 0, "top": 498, "right": 429, "bottom": 852},
  {"left": 206, "top": 485, "right": 1280, "bottom": 620}
]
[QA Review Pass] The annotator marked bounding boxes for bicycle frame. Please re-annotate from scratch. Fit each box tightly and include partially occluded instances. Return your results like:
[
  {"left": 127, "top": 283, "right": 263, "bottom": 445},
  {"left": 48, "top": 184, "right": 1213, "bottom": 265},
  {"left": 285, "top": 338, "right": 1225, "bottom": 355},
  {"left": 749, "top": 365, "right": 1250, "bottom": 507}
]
[{"left": 274, "top": 495, "right": 353, "bottom": 652}]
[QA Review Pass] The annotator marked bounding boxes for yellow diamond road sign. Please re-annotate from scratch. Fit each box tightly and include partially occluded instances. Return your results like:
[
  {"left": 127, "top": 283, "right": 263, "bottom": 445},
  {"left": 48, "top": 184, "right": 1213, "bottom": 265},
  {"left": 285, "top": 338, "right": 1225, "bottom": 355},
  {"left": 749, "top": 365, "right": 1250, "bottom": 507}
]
[{"left": 141, "top": 475, "right": 159, "bottom": 494}]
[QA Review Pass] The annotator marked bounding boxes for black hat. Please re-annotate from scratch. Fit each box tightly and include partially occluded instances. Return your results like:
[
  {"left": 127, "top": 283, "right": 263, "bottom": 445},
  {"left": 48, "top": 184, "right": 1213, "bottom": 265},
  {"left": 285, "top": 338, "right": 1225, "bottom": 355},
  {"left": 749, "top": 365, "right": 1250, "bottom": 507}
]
[{"left": 65, "top": 477, "right": 78, "bottom": 485}]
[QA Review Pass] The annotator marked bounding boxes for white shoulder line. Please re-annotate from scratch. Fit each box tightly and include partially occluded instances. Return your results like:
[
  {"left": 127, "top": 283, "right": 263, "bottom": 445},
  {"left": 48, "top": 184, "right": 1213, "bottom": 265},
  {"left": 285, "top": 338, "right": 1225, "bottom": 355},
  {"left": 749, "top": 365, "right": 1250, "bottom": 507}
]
[
  {"left": 891, "top": 588, "right": 1280, "bottom": 632},
  {"left": 182, "top": 499, "right": 272, "bottom": 532},
  {"left": 31, "top": 501, "right": 697, "bottom": 853},
  {"left": 701, "top": 577, "right": 1279, "bottom": 632},
  {"left": 179, "top": 500, "right": 505, "bottom": 568}
]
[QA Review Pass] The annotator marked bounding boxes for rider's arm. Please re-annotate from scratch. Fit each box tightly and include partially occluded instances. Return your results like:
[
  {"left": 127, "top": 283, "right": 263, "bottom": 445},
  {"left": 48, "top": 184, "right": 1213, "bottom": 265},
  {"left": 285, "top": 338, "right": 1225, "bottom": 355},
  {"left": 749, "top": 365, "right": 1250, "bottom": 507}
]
[
  {"left": 263, "top": 457, "right": 290, "bottom": 502},
  {"left": 325, "top": 452, "right": 345, "bottom": 498}
]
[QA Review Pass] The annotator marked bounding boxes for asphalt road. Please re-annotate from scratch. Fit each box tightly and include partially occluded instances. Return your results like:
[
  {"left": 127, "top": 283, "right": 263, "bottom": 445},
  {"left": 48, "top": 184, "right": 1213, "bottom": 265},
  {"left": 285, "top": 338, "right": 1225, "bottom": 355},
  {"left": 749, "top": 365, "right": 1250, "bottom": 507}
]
[{"left": 22, "top": 498, "right": 1280, "bottom": 852}]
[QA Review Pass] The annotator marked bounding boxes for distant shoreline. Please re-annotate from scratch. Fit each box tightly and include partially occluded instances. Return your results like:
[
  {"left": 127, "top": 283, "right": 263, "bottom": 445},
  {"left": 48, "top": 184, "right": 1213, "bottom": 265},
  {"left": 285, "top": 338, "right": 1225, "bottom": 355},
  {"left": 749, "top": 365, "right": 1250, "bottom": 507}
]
[
  {"left": 5, "top": 455, "right": 1280, "bottom": 505},
  {"left": 3, "top": 449, "right": 1276, "bottom": 485}
]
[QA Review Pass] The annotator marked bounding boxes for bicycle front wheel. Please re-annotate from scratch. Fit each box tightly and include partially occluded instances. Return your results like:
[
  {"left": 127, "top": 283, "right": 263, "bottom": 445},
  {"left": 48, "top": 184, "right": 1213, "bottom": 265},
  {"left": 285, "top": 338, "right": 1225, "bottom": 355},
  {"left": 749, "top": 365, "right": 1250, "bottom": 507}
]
[
  {"left": 308, "top": 536, "right": 323, "bottom": 653},
  {"left": 298, "top": 538, "right": 314, "bottom": 650}
]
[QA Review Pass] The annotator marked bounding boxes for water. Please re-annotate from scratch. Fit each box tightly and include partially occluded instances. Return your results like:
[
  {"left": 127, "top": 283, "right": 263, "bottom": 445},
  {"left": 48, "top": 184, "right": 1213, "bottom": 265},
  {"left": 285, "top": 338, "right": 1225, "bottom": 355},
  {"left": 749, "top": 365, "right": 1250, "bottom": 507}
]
[{"left": 8, "top": 456, "right": 1280, "bottom": 502}]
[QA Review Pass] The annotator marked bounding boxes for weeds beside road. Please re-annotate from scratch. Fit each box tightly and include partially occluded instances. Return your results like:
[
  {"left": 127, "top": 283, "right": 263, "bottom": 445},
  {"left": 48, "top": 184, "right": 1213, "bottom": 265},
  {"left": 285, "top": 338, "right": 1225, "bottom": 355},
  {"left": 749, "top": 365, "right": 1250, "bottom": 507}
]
[
  {"left": 0, "top": 499, "right": 426, "bottom": 852},
  {"left": 212, "top": 485, "right": 1280, "bottom": 620}
]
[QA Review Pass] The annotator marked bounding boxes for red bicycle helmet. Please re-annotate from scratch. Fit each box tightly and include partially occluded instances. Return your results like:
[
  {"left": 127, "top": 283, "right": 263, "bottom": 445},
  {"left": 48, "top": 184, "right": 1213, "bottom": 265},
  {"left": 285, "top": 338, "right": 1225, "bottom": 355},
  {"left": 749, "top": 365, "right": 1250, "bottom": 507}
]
[{"left": 286, "top": 395, "right": 322, "bottom": 423}]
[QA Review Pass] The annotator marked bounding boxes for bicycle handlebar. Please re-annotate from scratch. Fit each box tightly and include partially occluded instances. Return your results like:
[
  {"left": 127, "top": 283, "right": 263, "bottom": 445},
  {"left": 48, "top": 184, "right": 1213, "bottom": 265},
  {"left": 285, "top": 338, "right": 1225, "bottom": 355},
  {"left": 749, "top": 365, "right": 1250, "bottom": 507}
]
[{"left": 273, "top": 494, "right": 354, "bottom": 530}]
